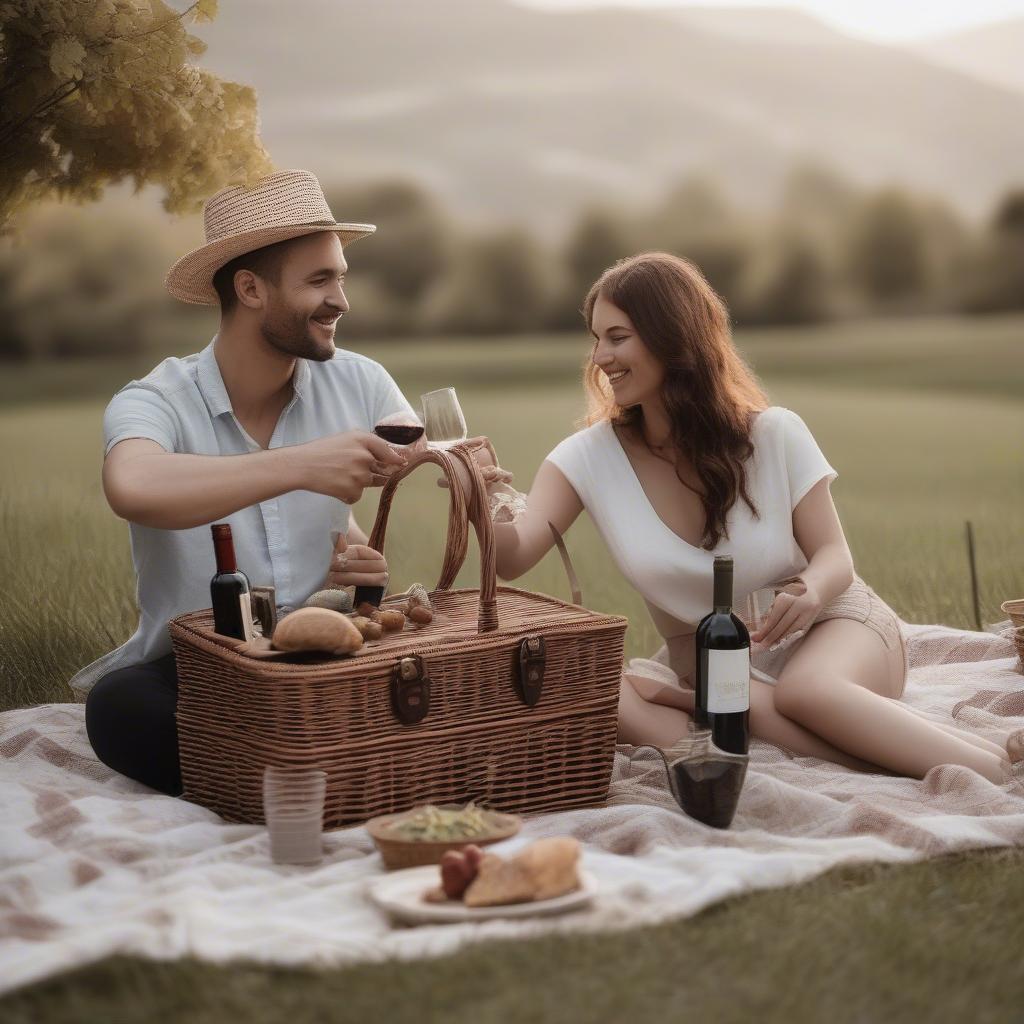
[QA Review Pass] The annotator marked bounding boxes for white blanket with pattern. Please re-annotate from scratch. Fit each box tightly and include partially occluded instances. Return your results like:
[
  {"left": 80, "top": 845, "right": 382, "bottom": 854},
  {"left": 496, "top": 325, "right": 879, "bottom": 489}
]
[{"left": 2, "top": 622, "right": 1022, "bottom": 995}]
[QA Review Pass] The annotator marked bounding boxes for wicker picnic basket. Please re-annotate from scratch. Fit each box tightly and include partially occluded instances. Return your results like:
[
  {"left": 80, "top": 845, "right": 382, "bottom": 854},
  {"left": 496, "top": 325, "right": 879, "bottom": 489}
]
[{"left": 168, "top": 445, "right": 628, "bottom": 828}]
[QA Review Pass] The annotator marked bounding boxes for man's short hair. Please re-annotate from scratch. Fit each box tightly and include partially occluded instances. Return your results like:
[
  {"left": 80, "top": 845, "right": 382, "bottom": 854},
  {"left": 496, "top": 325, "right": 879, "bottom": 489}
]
[{"left": 212, "top": 237, "right": 298, "bottom": 312}]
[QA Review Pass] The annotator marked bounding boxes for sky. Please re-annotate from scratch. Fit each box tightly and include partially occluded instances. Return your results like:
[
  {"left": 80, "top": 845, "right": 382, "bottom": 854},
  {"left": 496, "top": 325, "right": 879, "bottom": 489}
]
[{"left": 524, "top": 0, "right": 1024, "bottom": 43}]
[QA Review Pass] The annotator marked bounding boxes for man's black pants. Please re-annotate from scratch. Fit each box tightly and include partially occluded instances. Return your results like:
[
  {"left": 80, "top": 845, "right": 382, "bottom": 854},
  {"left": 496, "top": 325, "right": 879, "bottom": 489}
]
[{"left": 84, "top": 652, "right": 183, "bottom": 796}]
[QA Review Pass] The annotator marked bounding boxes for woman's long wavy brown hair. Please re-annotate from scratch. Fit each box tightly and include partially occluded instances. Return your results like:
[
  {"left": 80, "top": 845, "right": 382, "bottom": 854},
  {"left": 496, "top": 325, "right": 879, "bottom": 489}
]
[{"left": 583, "top": 252, "right": 769, "bottom": 550}]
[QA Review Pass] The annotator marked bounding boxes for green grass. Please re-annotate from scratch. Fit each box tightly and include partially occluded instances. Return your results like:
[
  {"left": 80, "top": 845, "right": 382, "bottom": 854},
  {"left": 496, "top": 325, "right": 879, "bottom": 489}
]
[
  {"left": 1, "top": 312, "right": 1021, "bottom": 407},
  {"left": 1, "top": 315, "right": 1022, "bottom": 1018},
  {"left": 2, "top": 317, "right": 1021, "bottom": 710},
  {"left": 3, "top": 848, "right": 1023, "bottom": 1023}
]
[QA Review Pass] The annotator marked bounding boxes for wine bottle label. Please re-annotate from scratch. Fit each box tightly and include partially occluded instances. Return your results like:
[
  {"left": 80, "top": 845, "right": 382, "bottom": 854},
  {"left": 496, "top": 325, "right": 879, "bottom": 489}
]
[
  {"left": 707, "top": 648, "right": 750, "bottom": 714},
  {"left": 239, "top": 591, "right": 255, "bottom": 643}
]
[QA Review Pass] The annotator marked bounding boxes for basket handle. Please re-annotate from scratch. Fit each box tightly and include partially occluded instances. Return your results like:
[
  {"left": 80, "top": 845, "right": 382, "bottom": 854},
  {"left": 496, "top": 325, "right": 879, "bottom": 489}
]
[{"left": 368, "top": 444, "right": 499, "bottom": 633}]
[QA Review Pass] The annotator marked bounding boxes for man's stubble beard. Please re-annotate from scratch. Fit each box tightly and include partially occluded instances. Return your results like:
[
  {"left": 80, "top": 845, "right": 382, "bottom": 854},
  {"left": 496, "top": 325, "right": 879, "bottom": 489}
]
[{"left": 260, "top": 301, "right": 335, "bottom": 362}]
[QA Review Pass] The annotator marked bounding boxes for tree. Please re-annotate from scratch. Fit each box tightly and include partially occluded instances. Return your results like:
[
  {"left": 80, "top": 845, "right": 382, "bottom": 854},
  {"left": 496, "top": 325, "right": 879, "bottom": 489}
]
[
  {"left": 422, "top": 229, "right": 550, "bottom": 335},
  {"left": 549, "top": 206, "right": 635, "bottom": 328},
  {"left": 0, "top": 202, "right": 183, "bottom": 359},
  {"left": 326, "top": 180, "right": 455, "bottom": 331},
  {"left": 845, "top": 189, "right": 929, "bottom": 303},
  {"left": 735, "top": 232, "right": 830, "bottom": 326},
  {"left": 642, "top": 176, "right": 751, "bottom": 304},
  {"left": 564, "top": 207, "right": 634, "bottom": 297},
  {"left": 993, "top": 189, "right": 1024, "bottom": 238},
  {"left": 960, "top": 189, "right": 1024, "bottom": 314},
  {"left": 0, "top": 0, "right": 272, "bottom": 230}
]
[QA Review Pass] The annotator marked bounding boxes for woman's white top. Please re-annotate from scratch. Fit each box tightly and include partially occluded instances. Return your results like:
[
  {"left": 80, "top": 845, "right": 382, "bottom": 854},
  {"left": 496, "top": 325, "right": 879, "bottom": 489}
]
[{"left": 545, "top": 407, "right": 837, "bottom": 634}]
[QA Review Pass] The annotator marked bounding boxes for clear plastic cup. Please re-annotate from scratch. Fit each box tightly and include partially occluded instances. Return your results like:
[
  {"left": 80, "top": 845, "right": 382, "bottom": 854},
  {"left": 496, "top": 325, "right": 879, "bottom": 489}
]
[{"left": 263, "top": 766, "right": 326, "bottom": 865}]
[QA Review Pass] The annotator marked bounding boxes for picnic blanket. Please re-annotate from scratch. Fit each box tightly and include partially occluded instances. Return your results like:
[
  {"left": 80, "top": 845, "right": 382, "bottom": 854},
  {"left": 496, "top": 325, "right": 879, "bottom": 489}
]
[{"left": 2, "top": 621, "right": 1022, "bottom": 995}]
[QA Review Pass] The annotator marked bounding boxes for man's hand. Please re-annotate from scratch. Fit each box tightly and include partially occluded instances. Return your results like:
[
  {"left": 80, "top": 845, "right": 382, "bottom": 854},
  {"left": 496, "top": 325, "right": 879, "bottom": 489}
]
[
  {"left": 296, "top": 430, "right": 407, "bottom": 504},
  {"left": 325, "top": 532, "right": 389, "bottom": 590}
]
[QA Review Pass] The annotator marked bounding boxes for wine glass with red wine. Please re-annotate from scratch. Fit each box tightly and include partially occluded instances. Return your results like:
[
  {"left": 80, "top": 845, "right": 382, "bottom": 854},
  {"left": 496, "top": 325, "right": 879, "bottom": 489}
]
[{"left": 373, "top": 412, "right": 425, "bottom": 446}]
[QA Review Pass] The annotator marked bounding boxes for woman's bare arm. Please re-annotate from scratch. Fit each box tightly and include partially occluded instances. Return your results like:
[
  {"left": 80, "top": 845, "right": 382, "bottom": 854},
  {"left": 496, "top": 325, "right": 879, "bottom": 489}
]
[
  {"left": 752, "top": 477, "right": 855, "bottom": 646},
  {"left": 490, "top": 460, "right": 585, "bottom": 580},
  {"left": 791, "top": 477, "right": 855, "bottom": 603}
]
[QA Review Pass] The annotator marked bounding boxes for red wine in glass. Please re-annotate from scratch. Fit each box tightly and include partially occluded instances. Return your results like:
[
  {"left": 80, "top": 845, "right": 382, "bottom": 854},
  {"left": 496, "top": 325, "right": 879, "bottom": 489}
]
[{"left": 374, "top": 423, "right": 425, "bottom": 445}]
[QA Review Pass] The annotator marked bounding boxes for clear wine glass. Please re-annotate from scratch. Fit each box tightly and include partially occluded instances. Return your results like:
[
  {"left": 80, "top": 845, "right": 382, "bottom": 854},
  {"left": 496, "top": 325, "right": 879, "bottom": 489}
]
[
  {"left": 420, "top": 387, "right": 468, "bottom": 449},
  {"left": 741, "top": 587, "right": 777, "bottom": 637}
]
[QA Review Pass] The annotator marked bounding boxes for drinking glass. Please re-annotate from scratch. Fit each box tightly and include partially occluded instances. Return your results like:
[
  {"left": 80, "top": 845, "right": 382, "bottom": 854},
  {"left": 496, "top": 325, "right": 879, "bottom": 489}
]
[
  {"left": 373, "top": 410, "right": 425, "bottom": 447},
  {"left": 263, "top": 766, "right": 327, "bottom": 865},
  {"left": 629, "top": 726, "right": 748, "bottom": 829},
  {"left": 420, "top": 387, "right": 468, "bottom": 448},
  {"left": 741, "top": 587, "right": 778, "bottom": 635}
]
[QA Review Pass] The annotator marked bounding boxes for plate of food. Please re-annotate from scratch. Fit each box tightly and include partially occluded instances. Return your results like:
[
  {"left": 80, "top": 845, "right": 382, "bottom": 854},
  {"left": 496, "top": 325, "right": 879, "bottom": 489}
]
[
  {"left": 367, "top": 837, "right": 596, "bottom": 924},
  {"left": 366, "top": 803, "right": 522, "bottom": 870}
]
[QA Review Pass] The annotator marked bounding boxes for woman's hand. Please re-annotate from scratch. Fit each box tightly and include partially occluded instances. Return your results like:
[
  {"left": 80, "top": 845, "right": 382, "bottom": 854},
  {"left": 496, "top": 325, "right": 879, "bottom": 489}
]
[
  {"left": 749, "top": 578, "right": 823, "bottom": 648},
  {"left": 436, "top": 436, "right": 515, "bottom": 493},
  {"left": 467, "top": 437, "right": 515, "bottom": 487},
  {"left": 323, "top": 532, "right": 389, "bottom": 590}
]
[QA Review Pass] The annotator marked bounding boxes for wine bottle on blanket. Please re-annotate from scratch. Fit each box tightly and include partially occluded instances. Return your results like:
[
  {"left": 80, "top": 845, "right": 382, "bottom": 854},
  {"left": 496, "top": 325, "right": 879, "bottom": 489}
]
[
  {"left": 210, "top": 523, "right": 255, "bottom": 642},
  {"left": 695, "top": 555, "right": 750, "bottom": 754}
]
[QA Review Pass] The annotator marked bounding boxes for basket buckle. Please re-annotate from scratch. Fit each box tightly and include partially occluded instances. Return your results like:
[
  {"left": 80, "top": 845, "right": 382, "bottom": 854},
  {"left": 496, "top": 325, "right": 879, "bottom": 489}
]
[
  {"left": 392, "top": 655, "right": 431, "bottom": 725},
  {"left": 517, "top": 635, "right": 546, "bottom": 707}
]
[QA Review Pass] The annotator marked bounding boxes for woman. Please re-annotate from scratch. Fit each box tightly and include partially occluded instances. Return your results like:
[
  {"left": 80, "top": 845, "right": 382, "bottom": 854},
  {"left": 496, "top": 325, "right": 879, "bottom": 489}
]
[{"left": 464, "top": 252, "right": 1019, "bottom": 783}]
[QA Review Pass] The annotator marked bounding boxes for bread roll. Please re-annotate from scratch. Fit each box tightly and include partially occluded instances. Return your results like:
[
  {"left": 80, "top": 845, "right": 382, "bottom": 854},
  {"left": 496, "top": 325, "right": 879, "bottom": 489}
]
[
  {"left": 350, "top": 615, "right": 384, "bottom": 641},
  {"left": 376, "top": 609, "right": 406, "bottom": 632},
  {"left": 271, "top": 607, "right": 363, "bottom": 655},
  {"left": 463, "top": 837, "right": 580, "bottom": 907},
  {"left": 462, "top": 854, "right": 535, "bottom": 907},
  {"left": 513, "top": 837, "right": 581, "bottom": 901},
  {"left": 302, "top": 589, "right": 353, "bottom": 613}
]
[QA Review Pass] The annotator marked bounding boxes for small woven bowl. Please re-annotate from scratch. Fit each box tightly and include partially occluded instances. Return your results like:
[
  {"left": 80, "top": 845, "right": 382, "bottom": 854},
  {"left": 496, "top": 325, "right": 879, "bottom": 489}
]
[
  {"left": 1001, "top": 599, "right": 1024, "bottom": 629},
  {"left": 366, "top": 806, "right": 522, "bottom": 870}
]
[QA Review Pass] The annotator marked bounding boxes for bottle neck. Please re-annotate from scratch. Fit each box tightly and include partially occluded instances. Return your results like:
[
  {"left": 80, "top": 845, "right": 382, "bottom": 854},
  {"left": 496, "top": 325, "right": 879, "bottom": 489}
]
[
  {"left": 713, "top": 563, "right": 733, "bottom": 614},
  {"left": 212, "top": 527, "right": 237, "bottom": 574}
]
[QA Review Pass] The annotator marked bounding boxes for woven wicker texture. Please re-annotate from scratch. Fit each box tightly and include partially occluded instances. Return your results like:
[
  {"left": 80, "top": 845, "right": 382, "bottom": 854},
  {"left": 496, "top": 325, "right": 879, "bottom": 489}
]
[
  {"left": 169, "top": 445, "right": 628, "bottom": 827},
  {"left": 165, "top": 170, "right": 376, "bottom": 305}
]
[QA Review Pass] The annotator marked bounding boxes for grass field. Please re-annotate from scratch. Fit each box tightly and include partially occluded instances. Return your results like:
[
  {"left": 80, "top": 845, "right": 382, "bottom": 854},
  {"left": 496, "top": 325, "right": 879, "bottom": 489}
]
[{"left": 1, "top": 314, "right": 1022, "bottom": 1019}]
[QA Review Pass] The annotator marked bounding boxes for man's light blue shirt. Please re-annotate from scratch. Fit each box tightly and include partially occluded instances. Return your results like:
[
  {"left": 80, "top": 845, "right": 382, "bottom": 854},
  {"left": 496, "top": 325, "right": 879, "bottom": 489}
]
[{"left": 70, "top": 338, "right": 412, "bottom": 694}]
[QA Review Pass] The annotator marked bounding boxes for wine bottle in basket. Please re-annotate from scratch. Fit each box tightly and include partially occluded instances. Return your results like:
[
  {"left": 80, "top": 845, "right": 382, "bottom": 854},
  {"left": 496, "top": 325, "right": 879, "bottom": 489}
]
[
  {"left": 210, "top": 523, "right": 254, "bottom": 642},
  {"left": 695, "top": 555, "right": 750, "bottom": 755}
]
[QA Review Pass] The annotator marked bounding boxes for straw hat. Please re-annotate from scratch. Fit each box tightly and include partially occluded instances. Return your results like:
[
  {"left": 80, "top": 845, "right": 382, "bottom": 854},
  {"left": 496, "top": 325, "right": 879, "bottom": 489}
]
[{"left": 165, "top": 170, "right": 376, "bottom": 305}]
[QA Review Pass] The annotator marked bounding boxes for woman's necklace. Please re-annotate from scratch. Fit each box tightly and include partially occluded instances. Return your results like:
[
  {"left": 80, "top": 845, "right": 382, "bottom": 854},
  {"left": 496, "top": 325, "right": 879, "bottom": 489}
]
[
  {"left": 639, "top": 428, "right": 704, "bottom": 496},
  {"left": 642, "top": 430, "right": 676, "bottom": 465}
]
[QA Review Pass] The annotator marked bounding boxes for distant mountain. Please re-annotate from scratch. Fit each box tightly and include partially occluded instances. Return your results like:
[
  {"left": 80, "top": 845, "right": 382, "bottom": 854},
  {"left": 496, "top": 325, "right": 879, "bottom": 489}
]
[
  {"left": 912, "top": 17, "right": 1024, "bottom": 95},
  {"left": 196, "top": 1, "right": 1024, "bottom": 229}
]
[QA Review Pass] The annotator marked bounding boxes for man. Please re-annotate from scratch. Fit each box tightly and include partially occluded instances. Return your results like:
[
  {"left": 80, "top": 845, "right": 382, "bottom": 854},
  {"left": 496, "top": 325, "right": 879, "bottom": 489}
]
[{"left": 77, "top": 169, "right": 412, "bottom": 795}]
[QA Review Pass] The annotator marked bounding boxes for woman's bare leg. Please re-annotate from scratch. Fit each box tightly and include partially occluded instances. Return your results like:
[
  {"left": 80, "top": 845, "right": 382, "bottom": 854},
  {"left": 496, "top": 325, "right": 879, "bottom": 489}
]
[
  {"left": 920, "top": 719, "right": 1010, "bottom": 760},
  {"left": 619, "top": 674, "right": 884, "bottom": 772},
  {"left": 749, "top": 680, "right": 885, "bottom": 772},
  {"left": 773, "top": 619, "right": 1010, "bottom": 783},
  {"left": 617, "top": 677, "right": 692, "bottom": 747}
]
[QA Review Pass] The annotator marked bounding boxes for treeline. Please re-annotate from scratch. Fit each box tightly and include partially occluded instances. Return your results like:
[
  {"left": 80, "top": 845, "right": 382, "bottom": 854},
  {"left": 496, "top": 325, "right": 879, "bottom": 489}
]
[
  {"left": 2, "top": 165, "right": 1023, "bottom": 359},
  {"left": 332, "top": 168, "right": 1024, "bottom": 336}
]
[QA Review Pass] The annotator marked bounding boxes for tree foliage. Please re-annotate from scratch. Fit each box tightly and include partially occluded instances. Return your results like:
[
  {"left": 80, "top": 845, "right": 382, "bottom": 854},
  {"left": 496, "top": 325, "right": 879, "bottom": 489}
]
[
  {"left": 735, "top": 231, "right": 830, "bottom": 326},
  {"left": 0, "top": 202, "right": 185, "bottom": 358},
  {"left": 327, "top": 181, "right": 455, "bottom": 306},
  {"left": 423, "top": 229, "right": 550, "bottom": 335},
  {"left": 845, "top": 189, "right": 929, "bottom": 302},
  {"left": 0, "top": 0, "right": 272, "bottom": 229}
]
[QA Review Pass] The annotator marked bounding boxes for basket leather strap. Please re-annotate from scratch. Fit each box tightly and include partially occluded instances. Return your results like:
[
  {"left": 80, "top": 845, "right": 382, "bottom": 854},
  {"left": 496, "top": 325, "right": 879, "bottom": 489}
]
[{"left": 548, "top": 522, "right": 583, "bottom": 607}]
